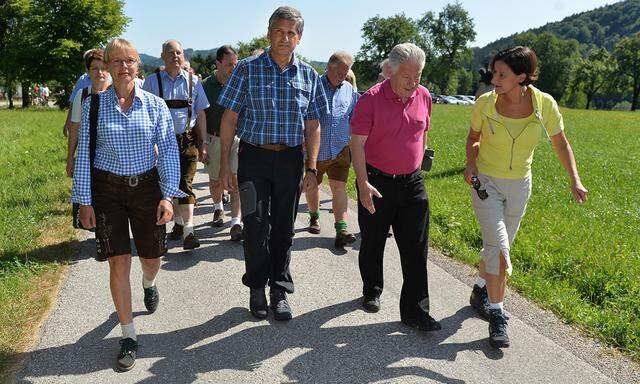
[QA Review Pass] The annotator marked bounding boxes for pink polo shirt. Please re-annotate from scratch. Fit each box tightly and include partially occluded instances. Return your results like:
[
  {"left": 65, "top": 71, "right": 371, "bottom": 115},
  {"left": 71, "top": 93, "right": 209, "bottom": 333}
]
[{"left": 350, "top": 80, "right": 432, "bottom": 175}]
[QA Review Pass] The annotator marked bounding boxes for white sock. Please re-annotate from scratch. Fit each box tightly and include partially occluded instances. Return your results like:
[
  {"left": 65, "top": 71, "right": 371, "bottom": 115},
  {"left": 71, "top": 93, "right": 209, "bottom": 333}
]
[
  {"left": 174, "top": 216, "right": 184, "bottom": 226},
  {"left": 183, "top": 224, "right": 194, "bottom": 239},
  {"left": 121, "top": 322, "right": 137, "bottom": 341},
  {"left": 489, "top": 302, "right": 504, "bottom": 311},
  {"left": 142, "top": 276, "right": 156, "bottom": 289},
  {"left": 475, "top": 277, "right": 486, "bottom": 288},
  {"left": 230, "top": 217, "right": 242, "bottom": 226},
  {"left": 214, "top": 201, "right": 224, "bottom": 211}
]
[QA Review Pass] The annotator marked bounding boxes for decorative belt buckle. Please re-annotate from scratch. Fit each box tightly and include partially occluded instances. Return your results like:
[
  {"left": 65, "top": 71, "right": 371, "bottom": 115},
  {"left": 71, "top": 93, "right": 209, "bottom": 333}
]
[{"left": 128, "top": 175, "right": 139, "bottom": 187}]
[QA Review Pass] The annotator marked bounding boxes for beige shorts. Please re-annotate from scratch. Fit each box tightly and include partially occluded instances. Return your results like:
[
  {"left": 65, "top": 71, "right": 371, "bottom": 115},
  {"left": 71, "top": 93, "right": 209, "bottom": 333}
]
[
  {"left": 205, "top": 134, "right": 239, "bottom": 180},
  {"left": 471, "top": 173, "right": 531, "bottom": 276}
]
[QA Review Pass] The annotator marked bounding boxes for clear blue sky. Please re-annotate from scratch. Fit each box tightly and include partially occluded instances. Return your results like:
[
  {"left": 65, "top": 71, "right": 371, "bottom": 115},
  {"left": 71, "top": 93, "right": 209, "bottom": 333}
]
[{"left": 121, "top": 0, "right": 618, "bottom": 61}]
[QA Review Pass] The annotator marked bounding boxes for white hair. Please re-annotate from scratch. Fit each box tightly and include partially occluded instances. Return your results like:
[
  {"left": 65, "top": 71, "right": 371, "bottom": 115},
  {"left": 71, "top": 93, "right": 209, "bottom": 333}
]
[{"left": 388, "top": 43, "right": 425, "bottom": 73}]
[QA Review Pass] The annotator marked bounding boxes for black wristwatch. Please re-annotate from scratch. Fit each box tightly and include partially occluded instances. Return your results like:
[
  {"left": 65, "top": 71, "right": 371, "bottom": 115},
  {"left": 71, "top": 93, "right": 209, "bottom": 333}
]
[{"left": 305, "top": 168, "right": 318, "bottom": 175}]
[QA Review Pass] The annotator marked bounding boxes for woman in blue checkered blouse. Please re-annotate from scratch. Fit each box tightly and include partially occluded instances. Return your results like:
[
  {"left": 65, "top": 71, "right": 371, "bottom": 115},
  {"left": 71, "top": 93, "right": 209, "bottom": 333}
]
[{"left": 71, "top": 38, "right": 186, "bottom": 371}]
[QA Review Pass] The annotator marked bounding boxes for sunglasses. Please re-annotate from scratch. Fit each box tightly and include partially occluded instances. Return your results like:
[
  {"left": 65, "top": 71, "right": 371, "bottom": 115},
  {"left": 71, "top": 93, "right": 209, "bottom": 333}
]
[{"left": 471, "top": 176, "right": 488, "bottom": 200}]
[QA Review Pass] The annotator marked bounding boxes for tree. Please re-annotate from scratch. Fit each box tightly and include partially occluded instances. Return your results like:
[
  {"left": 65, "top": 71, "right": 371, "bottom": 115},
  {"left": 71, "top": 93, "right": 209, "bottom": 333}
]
[
  {"left": 418, "top": 2, "right": 476, "bottom": 94},
  {"left": 354, "top": 13, "right": 425, "bottom": 88},
  {"left": 569, "top": 48, "right": 615, "bottom": 109},
  {"left": 3, "top": 0, "right": 128, "bottom": 108},
  {"left": 237, "top": 35, "right": 270, "bottom": 59},
  {"left": 513, "top": 32, "right": 580, "bottom": 101},
  {"left": 613, "top": 33, "right": 640, "bottom": 111},
  {"left": 191, "top": 54, "right": 217, "bottom": 78},
  {"left": 0, "top": 0, "right": 30, "bottom": 108}
]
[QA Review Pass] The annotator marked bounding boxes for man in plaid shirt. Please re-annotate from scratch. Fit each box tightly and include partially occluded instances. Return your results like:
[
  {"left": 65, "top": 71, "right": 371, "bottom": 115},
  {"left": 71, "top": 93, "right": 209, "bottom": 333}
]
[{"left": 217, "top": 6, "right": 328, "bottom": 321}]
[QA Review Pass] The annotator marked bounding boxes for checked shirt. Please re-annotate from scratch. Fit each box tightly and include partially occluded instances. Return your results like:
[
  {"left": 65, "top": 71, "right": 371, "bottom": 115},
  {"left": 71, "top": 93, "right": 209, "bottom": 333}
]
[
  {"left": 71, "top": 85, "right": 186, "bottom": 205},
  {"left": 217, "top": 49, "right": 329, "bottom": 147},
  {"left": 317, "top": 75, "right": 359, "bottom": 161}
]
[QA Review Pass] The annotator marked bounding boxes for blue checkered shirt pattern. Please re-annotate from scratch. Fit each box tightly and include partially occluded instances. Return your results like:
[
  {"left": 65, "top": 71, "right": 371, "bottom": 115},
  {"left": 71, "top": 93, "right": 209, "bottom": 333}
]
[
  {"left": 71, "top": 86, "right": 186, "bottom": 205},
  {"left": 217, "top": 49, "right": 329, "bottom": 147},
  {"left": 318, "top": 75, "right": 359, "bottom": 161},
  {"left": 142, "top": 69, "right": 210, "bottom": 134}
]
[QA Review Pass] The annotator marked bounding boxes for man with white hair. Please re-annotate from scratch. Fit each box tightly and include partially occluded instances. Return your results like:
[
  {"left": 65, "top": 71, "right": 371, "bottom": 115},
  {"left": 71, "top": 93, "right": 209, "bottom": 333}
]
[
  {"left": 305, "top": 51, "right": 359, "bottom": 248},
  {"left": 143, "top": 39, "right": 210, "bottom": 250},
  {"left": 350, "top": 43, "right": 440, "bottom": 331}
]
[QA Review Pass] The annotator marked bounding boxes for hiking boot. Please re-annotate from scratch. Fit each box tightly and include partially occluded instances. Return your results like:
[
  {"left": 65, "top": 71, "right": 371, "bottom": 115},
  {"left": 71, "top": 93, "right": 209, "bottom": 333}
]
[
  {"left": 183, "top": 232, "right": 200, "bottom": 250},
  {"left": 308, "top": 217, "right": 320, "bottom": 234},
  {"left": 143, "top": 285, "right": 160, "bottom": 314},
  {"left": 270, "top": 288, "right": 293, "bottom": 321},
  {"left": 249, "top": 288, "right": 268, "bottom": 319},
  {"left": 117, "top": 338, "right": 138, "bottom": 372},
  {"left": 362, "top": 295, "right": 380, "bottom": 313},
  {"left": 489, "top": 309, "right": 510, "bottom": 348},
  {"left": 470, "top": 284, "right": 491, "bottom": 320},
  {"left": 230, "top": 224, "right": 243, "bottom": 242},
  {"left": 335, "top": 230, "right": 356, "bottom": 248},
  {"left": 168, "top": 224, "right": 183, "bottom": 240},
  {"left": 212, "top": 209, "right": 224, "bottom": 227},
  {"left": 402, "top": 311, "right": 442, "bottom": 332}
]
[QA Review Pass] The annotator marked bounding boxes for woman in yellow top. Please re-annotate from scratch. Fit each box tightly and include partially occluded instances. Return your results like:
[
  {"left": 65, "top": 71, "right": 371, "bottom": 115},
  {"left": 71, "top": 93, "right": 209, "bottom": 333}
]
[{"left": 464, "top": 46, "right": 588, "bottom": 349}]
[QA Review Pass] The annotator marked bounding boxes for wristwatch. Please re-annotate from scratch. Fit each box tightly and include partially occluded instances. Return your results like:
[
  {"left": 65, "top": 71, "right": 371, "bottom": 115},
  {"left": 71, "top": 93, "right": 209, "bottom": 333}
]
[{"left": 305, "top": 168, "right": 318, "bottom": 175}]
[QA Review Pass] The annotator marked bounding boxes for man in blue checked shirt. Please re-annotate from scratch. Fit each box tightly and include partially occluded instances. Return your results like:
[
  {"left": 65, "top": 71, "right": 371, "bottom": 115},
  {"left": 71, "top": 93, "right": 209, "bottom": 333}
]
[
  {"left": 218, "top": 6, "right": 329, "bottom": 321},
  {"left": 143, "top": 39, "right": 210, "bottom": 250},
  {"left": 72, "top": 38, "right": 185, "bottom": 371},
  {"left": 305, "top": 51, "right": 359, "bottom": 248}
]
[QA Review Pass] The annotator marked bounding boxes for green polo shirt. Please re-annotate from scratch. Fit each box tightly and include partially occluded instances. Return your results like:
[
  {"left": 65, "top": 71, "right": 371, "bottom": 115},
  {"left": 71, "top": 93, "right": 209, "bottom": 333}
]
[{"left": 202, "top": 72, "right": 225, "bottom": 135}]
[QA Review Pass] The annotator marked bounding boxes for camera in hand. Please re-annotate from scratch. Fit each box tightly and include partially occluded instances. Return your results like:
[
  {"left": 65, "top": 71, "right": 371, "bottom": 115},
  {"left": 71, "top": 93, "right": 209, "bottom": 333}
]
[{"left": 471, "top": 176, "right": 488, "bottom": 200}]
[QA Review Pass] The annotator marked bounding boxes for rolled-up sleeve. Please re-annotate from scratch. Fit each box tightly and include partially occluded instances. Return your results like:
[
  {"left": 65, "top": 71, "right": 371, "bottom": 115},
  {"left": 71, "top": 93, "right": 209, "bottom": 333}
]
[
  {"left": 304, "top": 73, "right": 329, "bottom": 121},
  {"left": 193, "top": 79, "right": 210, "bottom": 113},
  {"left": 217, "top": 63, "right": 247, "bottom": 113},
  {"left": 154, "top": 101, "right": 187, "bottom": 199},
  {"left": 350, "top": 93, "right": 374, "bottom": 136},
  {"left": 71, "top": 98, "right": 93, "bottom": 205}
]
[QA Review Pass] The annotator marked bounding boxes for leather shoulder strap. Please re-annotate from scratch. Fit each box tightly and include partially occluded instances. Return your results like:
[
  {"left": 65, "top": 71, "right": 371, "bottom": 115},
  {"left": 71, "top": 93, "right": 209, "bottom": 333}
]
[{"left": 156, "top": 72, "right": 164, "bottom": 99}]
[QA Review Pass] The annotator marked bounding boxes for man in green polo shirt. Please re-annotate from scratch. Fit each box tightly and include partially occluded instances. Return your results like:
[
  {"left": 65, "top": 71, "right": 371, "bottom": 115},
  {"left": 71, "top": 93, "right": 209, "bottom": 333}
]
[{"left": 202, "top": 45, "right": 242, "bottom": 240}]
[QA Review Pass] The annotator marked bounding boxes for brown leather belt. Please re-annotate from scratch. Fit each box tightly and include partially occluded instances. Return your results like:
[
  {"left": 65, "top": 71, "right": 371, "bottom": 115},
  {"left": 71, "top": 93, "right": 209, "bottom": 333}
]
[
  {"left": 256, "top": 143, "right": 291, "bottom": 152},
  {"left": 93, "top": 168, "right": 158, "bottom": 187}
]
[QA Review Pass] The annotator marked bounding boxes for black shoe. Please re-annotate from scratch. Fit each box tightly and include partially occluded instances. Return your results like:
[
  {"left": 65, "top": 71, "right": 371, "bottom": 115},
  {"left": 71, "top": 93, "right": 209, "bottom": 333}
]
[
  {"left": 402, "top": 311, "right": 442, "bottom": 332},
  {"left": 308, "top": 217, "right": 320, "bottom": 234},
  {"left": 489, "top": 309, "right": 510, "bottom": 348},
  {"left": 470, "top": 284, "right": 491, "bottom": 320},
  {"left": 362, "top": 295, "right": 380, "bottom": 312},
  {"left": 168, "top": 224, "right": 183, "bottom": 240},
  {"left": 270, "top": 288, "right": 293, "bottom": 321},
  {"left": 212, "top": 209, "right": 224, "bottom": 227},
  {"left": 143, "top": 285, "right": 159, "bottom": 314},
  {"left": 335, "top": 230, "right": 357, "bottom": 248},
  {"left": 230, "top": 224, "right": 243, "bottom": 242},
  {"left": 249, "top": 288, "right": 268, "bottom": 319},
  {"left": 117, "top": 337, "right": 138, "bottom": 372},
  {"left": 183, "top": 232, "right": 200, "bottom": 249}
]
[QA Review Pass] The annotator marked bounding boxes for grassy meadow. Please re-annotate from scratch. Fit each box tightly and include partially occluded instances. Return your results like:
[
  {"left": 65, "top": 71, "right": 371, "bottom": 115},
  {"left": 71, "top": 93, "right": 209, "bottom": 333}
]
[
  {"left": 0, "top": 109, "right": 75, "bottom": 378},
  {"left": 347, "top": 104, "right": 640, "bottom": 359}
]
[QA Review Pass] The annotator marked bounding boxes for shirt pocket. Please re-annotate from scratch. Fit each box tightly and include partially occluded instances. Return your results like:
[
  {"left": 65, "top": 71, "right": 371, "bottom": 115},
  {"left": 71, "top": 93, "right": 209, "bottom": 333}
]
[
  {"left": 248, "top": 77, "right": 274, "bottom": 110},
  {"left": 409, "top": 118, "right": 427, "bottom": 141},
  {"left": 290, "top": 80, "right": 311, "bottom": 111}
]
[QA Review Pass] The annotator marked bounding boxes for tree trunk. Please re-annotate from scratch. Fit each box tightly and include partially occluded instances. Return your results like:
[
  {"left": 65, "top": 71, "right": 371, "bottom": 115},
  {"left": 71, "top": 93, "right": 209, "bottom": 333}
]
[
  {"left": 586, "top": 93, "right": 592, "bottom": 110},
  {"left": 631, "top": 81, "right": 639, "bottom": 111},
  {"left": 7, "top": 87, "right": 14, "bottom": 109},
  {"left": 21, "top": 81, "right": 31, "bottom": 108}
]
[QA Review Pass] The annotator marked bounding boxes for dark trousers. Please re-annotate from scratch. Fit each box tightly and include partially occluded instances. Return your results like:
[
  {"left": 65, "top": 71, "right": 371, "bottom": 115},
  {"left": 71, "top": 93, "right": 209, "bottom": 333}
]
[
  {"left": 237, "top": 141, "right": 303, "bottom": 293},
  {"left": 357, "top": 165, "right": 431, "bottom": 320}
]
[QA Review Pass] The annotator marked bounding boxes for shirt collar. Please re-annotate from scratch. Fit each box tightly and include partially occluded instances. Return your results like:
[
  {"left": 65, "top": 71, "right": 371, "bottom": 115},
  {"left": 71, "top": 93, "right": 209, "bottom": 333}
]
[
  {"left": 321, "top": 74, "right": 344, "bottom": 91},
  {"left": 263, "top": 47, "right": 300, "bottom": 72},
  {"left": 381, "top": 79, "right": 417, "bottom": 103},
  {"left": 110, "top": 84, "right": 143, "bottom": 109},
  {"left": 161, "top": 69, "right": 188, "bottom": 81}
]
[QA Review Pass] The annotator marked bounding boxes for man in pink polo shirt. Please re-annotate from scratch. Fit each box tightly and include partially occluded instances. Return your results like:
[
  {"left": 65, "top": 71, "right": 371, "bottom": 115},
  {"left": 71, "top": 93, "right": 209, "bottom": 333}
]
[{"left": 350, "top": 43, "right": 440, "bottom": 332}]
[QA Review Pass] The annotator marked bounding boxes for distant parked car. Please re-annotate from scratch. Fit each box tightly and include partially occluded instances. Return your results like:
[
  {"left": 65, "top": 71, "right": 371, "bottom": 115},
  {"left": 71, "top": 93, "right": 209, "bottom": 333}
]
[
  {"left": 451, "top": 95, "right": 473, "bottom": 105},
  {"left": 432, "top": 94, "right": 445, "bottom": 104},
  {"left": 441, "top": 95, "right": 465, "bottom": 105},
  {"left": 456, "top": 95, "right": 476, "bottom": 104}
]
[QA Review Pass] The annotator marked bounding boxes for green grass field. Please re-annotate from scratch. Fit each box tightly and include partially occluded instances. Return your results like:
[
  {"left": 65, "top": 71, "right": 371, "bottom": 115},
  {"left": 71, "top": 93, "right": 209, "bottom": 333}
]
[
  {"left": 0, "top": 109, "right": 74, "bottom": 378},
  {"left": 347, "top": 104, "right": 640, "bottom": 359}
]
